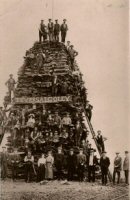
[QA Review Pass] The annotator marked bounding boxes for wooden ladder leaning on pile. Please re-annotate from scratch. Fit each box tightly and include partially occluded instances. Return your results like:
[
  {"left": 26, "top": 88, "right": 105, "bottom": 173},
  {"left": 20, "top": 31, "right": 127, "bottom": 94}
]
[{"left": 83, "top": 106, "right": 112, "bottom": 182}]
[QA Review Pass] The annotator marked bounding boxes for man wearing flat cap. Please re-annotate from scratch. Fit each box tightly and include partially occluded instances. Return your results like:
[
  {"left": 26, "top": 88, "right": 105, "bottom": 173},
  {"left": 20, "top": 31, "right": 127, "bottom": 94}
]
[
  {"left": 5, "top": 74, "right": 16, "bottom": 100},
  {"left": 113, "top": 152, "right": 122, "bottom": 184},
  {"left": 123, "top": 151, "right": 129, "bottom": 185},
  {"left": 77, "top": 148, "right": 86, "bottom": 181},
  {"left": 54, "top": 20, "right": 60, "bottom": 42},
  {"left": 100, "top": 151, "right": 110, "bottom": 185},
  {"left": 60, "top": 19, "right": 68, "bottom": 43},
  {"left": 48, "top": 19, "right": 54, "bottom": 42},
  {"left": 39, "top": 20, "right": 46, "bottom": 42}
]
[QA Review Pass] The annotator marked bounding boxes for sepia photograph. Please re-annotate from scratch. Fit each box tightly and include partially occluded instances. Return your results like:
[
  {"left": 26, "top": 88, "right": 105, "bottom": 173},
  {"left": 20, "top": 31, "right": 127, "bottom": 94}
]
[{"left": 0, "top": 0, "right": 129, "bottom": 199}]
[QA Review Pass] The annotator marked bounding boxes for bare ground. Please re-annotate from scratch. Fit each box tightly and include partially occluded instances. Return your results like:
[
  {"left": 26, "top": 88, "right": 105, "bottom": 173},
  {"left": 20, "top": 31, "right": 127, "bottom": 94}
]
[{"left": 1, "top": 179, "right": 129, "bottom": 200}]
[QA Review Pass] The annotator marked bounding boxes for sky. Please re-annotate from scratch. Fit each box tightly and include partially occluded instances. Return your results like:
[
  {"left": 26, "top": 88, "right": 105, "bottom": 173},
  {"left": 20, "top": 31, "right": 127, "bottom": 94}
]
[{"left": 0, "top": 0, "right": 129, "bottom": 169}]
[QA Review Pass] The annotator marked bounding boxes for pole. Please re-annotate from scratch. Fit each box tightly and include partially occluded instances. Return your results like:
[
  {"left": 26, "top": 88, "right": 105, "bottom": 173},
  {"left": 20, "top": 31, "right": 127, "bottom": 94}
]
[{"left": 52, "top": 0, "right": 54, "bottom": 21}]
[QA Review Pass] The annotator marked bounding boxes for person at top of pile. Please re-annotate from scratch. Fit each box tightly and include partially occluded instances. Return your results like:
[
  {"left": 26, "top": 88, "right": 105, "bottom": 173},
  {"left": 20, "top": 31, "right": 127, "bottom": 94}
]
[
  {"left": 39, "top": 19, "right": 47, "bottom": 42},
  {"left": 54, "top": 19, "right": 60, "bottom": 42},
  {"left": 48, "top": 19, "right": 54, "bottom": 42},
  {"left": 60, "top": 19, "right": 68, "bottom": 43}
]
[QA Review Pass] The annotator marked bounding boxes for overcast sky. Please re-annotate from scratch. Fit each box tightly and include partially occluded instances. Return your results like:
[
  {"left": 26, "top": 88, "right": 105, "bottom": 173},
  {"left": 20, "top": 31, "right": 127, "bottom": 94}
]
[{"left": 0, "top": 0, "right": 129, "bottom": 167}]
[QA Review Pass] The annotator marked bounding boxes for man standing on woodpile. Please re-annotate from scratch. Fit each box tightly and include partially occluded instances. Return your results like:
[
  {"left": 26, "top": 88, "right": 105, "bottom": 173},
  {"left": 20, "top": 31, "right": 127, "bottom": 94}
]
[
  {"left": 68, "top": 45, "right": 78, "bottom": 70},
  {"left": 123, "top": 151, "right": 129, "bottom": 185},
  {"left": 48, "top": 19, "right": 54, "bottom": 42},
  {"left": 77, "top": 148, "right": 86, "bottom": 182},
  {"left": 54, "top": 20, "right": 60, "bottom": 42},
  {"left": 113, "top": 152, "right": 122, "bottom": 184},
  {"left": 61, "top": 19, "right": 68, "bottom": 43},
  {"left": 39, "top": 20, "right": 45, "bottom": 42},
  {"left": 100, "top": 151, "right": 110, "bottom": 185},
  {"left": 36, "top": 49, "right": 46, "bottom": 73},
  {"left": 5, "top": 74, "right": 16, "bottom": 100}
]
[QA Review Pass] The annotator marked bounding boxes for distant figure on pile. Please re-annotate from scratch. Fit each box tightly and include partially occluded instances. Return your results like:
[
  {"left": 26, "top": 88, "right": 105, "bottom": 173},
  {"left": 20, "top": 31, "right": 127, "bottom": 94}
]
[
  {"left": 39, "top": 20, "right": 46, "bottom": 42},
  {"left": 36, "top": 49, "right": 46, "bottom": 73},
  {"left": 60, "top": 19, "right": 68, "bottom": 43},
  {"left": 85, "top": 104, "right": 93, "bottom": 121},
  {"left": 123, "top": 151, "right": 129, "bottom": 185},
  {"left": 68, "top": 45, "right": 78, "bottom": 69},
  {"left": 48, "top": 19, "right": 54, "bottom": 42},
  {"left": 113, "top": 152, "right": 122, "bottom": 184},
  {"left": 54, "top": 19, "right": 60, "bottom": 42},
  {"left": 5, "top": 74, "right": 16, "bottom": 100}
]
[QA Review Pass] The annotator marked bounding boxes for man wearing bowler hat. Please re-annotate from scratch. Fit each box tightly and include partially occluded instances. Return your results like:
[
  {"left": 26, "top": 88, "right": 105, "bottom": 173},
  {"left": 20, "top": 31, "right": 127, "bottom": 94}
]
[
  {"left": 60, "top": 19, "right": 68, "bottom": 43},
  {"left": 54, "top": 19, "right": 60, "bottom": 42},
  {"left": 100, "top": 151, "right": 110, "bottom": 185},
  {"left": 123, "top": 151, "right": 129, "bottom": 185},
  {"left": 113, "top": 152, "right": 122, "bottom": 184}
]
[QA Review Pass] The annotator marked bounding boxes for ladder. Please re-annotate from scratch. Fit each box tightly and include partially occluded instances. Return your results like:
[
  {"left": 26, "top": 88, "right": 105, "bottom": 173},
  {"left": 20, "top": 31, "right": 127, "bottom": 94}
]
[{"left": 83, "top": 107, "right": 112, "bottom": 182}]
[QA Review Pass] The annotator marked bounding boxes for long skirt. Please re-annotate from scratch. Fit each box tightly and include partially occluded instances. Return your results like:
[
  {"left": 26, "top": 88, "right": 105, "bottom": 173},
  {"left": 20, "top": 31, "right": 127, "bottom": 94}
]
[
  {"left": 37, "top": 164, "right": 45, "bottom": 182},
  {"left": 45, "top": 163, "right": 53, "bottom": 179}
]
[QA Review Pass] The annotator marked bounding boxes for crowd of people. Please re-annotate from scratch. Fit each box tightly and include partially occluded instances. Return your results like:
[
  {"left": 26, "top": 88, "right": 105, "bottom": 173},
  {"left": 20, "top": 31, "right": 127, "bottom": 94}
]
[{"left": 0, "top": 20, "right": 129, "bottom": 188}]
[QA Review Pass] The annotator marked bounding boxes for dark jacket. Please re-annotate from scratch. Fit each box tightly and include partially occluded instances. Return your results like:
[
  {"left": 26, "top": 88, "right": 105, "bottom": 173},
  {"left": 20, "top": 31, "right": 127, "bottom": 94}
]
[
  {"left": 67, "top": 154, "right": 76, "bottom": 169},
  {"left": 60, "top": 24, "right": 68, "bottom": 32},
  {"left": 55, "top": 153, "right": 64, "bottom": 168},
  {"left": 54, "top": 24, "right": 60, "bottom": 33},
  {"left": 100, "top": 156, "right": 110, "bottom": 169}
]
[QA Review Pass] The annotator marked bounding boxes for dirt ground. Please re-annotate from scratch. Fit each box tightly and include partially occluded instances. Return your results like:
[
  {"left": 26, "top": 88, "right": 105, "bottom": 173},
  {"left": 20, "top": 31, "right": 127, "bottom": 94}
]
[{"left": 1, "top": 179, "right": 129, "bottom": 200}]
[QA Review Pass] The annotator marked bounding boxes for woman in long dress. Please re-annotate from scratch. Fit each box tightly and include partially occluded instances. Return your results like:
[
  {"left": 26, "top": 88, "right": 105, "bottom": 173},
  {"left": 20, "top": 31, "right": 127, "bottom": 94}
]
[
  {"left": 37, "top": 153, "right": 46, "bottom": 182},
  {"left": 45, "top": 151, "right": 54, "bottom": 180}
]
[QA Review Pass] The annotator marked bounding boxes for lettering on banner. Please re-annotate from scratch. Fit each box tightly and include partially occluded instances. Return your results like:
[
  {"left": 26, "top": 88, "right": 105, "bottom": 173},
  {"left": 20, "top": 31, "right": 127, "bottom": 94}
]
[{"left": 14, "top": 96, "right": 72, "bottom": 104}]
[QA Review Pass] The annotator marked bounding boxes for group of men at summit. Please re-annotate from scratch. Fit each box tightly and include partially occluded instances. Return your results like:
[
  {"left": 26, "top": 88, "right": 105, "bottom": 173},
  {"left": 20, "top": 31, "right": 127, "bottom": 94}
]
[{"left": 39, "top": 19, "right": 68, "bottom": 43}]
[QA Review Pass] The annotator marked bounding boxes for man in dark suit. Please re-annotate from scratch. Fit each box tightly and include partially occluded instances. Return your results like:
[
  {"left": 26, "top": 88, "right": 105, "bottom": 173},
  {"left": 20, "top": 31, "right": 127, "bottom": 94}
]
[
  {"left": 77, "top": 148, "right": 86, "bottom": 181},
  {"left": 88, "top": 149, "right": 98, "bottom": 182},
  {"left": 100, "top": 151, "right": 110, "bottom": 185},
  {"left": 67, "top": 148, "right": 76, "bottom": 181},
  {"left": 54, "top": 20, "right": 60, "bottom": 42},
  {"left": 123, "top": 151, "right": 129, "bottom": 185},
  {"left": 60, "top": 19, "right": 68, "bottom": 43},
  {"left": 55, "top": 147, "right": 64, "bottom": 180}
]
